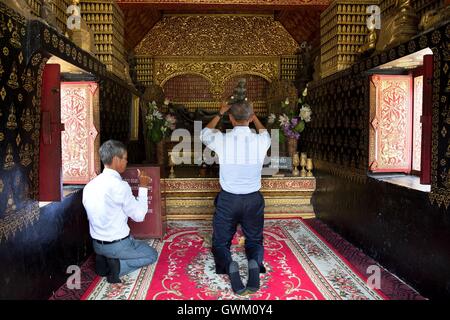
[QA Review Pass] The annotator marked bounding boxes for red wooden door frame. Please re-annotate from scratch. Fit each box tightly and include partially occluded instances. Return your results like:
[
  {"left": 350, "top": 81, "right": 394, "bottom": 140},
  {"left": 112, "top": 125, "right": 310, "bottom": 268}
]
[{"left": 39, "top": 64, "right": 64, "bottom": 201}]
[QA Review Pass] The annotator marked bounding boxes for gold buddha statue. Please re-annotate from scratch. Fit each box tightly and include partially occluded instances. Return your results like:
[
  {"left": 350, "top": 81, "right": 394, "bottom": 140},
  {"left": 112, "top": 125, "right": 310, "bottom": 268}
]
[
  {"left": 3, "top": 144, "right": 15, "bottom": 170},
  {"left": 358, "top": 28, "right": 378, "bottom": 56}
]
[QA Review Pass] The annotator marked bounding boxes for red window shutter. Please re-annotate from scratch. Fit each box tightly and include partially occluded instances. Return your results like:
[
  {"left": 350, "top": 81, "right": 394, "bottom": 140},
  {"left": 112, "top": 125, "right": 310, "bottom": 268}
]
[
  {"left": 39, "top": 64, "right": 64, "bottom": 201},
  {"left": 369, "top": 75, "right": 413, "bottom": 173}
]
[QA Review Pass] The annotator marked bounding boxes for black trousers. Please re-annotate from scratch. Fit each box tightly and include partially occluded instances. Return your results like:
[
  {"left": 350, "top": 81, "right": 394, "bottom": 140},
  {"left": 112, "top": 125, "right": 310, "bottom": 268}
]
[{"left": 212, "top": 189, "right": 266, "bottom": 274}]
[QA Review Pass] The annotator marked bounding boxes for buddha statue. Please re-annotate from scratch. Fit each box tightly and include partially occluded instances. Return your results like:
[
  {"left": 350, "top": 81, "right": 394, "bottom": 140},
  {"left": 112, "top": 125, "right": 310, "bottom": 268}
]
[
  {"left": 228, "top": 78, "right": 247, "bottom": 104},
  {"left": 358, "top": 28, "right": 378, "bottom": 56}
]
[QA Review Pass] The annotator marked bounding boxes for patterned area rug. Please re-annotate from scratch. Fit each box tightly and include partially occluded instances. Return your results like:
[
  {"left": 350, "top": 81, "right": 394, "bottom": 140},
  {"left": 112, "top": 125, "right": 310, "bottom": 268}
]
[{"left": 81, "top": 219, "right": 388, "bottom": 300}]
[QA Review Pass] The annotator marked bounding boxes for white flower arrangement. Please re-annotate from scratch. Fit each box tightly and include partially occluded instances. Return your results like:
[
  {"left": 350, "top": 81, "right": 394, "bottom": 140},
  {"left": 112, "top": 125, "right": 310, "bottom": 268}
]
[
  {"left": 145, "top": 100, "right": 177, "bottom": 143},
  {"left": 266, "top": 87, "right": 312, "bottom": 142}
]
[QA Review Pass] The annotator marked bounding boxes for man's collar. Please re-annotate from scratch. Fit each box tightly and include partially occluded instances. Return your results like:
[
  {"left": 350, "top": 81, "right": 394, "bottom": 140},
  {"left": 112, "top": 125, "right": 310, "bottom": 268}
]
[
  {"left": 103, "top": 167, "right": 121, "bottom": 178},
  {"left": 233, "top": 126, "right": 250, "bottom": 131}
]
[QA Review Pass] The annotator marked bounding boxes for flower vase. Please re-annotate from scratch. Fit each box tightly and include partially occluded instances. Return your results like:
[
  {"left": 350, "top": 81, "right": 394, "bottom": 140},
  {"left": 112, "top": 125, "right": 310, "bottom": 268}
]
[
  {"left": 156, "top": 140, "right": 165, "bottom": 166},
  {"left": 287, "top": 137, "right": 298, "bottom": 158}
]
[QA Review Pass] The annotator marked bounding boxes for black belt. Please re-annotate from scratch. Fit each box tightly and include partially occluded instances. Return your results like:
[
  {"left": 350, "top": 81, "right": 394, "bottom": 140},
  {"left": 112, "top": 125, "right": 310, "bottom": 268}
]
[{"left": 94, "top": 235, "right": 129, "bottom": 245}]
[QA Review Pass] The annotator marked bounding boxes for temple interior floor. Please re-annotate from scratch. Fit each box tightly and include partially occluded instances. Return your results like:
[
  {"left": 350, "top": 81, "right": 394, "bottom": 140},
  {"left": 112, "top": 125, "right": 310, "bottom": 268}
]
[{"left": 50, "top": 218, "right": 425, "bottom": 300}]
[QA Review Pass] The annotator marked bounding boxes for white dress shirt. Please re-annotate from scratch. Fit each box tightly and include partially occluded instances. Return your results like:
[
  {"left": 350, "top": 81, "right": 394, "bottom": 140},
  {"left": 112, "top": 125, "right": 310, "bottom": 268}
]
[
  {"left": 200, "top": 126, "right": 271, "bottom": 194},
  {"left": 82, "top": 168, "right": 148, "bottom": 241}
]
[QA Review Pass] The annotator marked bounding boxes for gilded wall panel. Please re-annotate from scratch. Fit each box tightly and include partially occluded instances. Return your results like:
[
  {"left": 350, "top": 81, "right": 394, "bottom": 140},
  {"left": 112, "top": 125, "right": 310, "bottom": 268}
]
[{"left": 135, "top": 15, "right": 300, "bottom": 56}]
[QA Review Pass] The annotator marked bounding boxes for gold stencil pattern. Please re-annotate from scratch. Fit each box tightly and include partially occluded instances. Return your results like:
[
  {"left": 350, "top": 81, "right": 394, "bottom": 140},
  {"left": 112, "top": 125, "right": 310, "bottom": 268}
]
[
  {"left": 135, "top": 15, "right": 300, "bottom": 56},
  {"left": 0, "top": 202, "right": 40, "bottom": 243}
]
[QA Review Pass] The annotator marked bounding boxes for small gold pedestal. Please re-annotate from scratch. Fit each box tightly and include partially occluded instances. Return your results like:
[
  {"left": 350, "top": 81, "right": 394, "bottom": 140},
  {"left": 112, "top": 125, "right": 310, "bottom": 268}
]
[
  {"left": 168, "top": 152, "right": 176, "bottom": 178},
  {"left": 292, "top": 153, "right": 300, "bottom": 176},
  {"left": 306, "top": 158, "right": 313, "bottom": 177},
  {"left": 300, "top": 152, "right": 307, "bottom": 177}
]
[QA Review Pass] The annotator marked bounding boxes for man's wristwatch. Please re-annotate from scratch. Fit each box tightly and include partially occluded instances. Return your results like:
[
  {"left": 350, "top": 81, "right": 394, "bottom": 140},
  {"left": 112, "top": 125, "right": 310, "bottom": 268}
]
[{"left": 217, "top": 111, "right": 225, "bottom": 118}]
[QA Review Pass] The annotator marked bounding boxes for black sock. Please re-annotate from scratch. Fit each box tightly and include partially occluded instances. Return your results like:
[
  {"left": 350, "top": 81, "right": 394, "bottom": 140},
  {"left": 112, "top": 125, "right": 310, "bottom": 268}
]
[
  {"left": 95, "top": 254, "right": 109, "bottom": 277},
  {"left": 246, "top": 259, "right": 260, "bottom": 292},
  {"left": 228, "top": 261, "right": 246, "bottom": 294},
  {"left": 106, "top": 258, "right": 121, "bottom": 284}
]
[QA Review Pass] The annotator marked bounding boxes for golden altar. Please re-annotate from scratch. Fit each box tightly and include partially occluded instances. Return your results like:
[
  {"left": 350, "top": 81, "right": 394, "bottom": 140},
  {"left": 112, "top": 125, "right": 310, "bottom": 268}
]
[{"left": 161, "top": 167, "right": 315, "bottom": 220}]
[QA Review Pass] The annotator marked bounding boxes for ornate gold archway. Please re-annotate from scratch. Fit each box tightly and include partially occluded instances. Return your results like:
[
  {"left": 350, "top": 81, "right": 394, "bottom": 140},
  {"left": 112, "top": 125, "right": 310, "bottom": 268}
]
[{"left": 154, "top": 56, "right": 279, "bottom": 100}]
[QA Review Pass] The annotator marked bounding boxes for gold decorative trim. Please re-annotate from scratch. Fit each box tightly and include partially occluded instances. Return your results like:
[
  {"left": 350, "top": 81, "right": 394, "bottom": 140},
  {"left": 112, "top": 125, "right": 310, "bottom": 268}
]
[
  {"left": 162, "top": 176, "right": 316, "bottom": 193},
  {"left": 166, "top": 197, "right": 313, "bottom": 206}
]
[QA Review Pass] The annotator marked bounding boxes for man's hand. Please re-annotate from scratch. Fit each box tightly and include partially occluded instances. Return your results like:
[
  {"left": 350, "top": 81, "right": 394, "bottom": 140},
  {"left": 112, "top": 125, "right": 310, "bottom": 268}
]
[
  {"left": 251, "top": 113, "right": 266, "bottom": 133},
  {"left": 205, "top": 102, "right": 230, "bottom": 129},
  {"left": 219, "top": 101, "right": 231, "bottom": 116},
  {"left": 137, "top": 169, "right": 151, "bottom": 187}
]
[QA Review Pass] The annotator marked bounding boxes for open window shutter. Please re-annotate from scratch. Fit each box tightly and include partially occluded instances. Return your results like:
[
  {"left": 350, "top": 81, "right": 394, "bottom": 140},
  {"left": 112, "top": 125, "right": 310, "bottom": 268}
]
[
  {"left": 412, "top": 68, "right": 423, "bottom": 173},
  {"left": 61, "top": 82, "right": 100, "bottom": 184},
  {"left": 39, "top": 64, "right": 63, "bottom": 201},
  {"left": 420, "top": 54, "right": 433, "bottom": 184},
  {"left": 369, "top": 75, "right": 413, "bottom": 173}
]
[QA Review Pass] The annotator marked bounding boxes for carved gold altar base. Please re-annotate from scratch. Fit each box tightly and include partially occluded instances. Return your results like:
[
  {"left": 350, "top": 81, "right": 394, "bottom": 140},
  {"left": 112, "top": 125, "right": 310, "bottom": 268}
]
[{"left": 161, "top": 176, "right": 316, "bottom": 220}]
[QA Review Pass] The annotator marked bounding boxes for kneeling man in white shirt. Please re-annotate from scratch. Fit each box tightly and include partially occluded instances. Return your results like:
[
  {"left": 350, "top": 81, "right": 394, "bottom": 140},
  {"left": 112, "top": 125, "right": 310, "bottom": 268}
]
[
  {"left": 83, "top": 140, "right": 158, "bottom": 283},
  {"left": 200, "top": 100, "right": 271, "bottom": 295}
]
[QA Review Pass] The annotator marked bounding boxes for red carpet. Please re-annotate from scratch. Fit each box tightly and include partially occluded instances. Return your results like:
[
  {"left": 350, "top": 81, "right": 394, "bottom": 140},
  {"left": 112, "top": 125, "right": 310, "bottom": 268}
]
[{"left": 81, "top": 219, "right": 389, "bottom": 300}]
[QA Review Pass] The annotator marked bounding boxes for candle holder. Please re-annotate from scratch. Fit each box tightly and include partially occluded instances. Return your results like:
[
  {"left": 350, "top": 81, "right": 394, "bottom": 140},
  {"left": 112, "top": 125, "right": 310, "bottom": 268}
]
[
  {"left": 306, "top": 158, "right": 313, "bottom": 177},
  {"left": 168, "top": 152, "right": 176, "bottom": 178},
  {"left": 292, "top": 153, "right": 300, "bottom": 176},
  {"left": 300, "top": 153, "right": 307, "bottom": 177}
]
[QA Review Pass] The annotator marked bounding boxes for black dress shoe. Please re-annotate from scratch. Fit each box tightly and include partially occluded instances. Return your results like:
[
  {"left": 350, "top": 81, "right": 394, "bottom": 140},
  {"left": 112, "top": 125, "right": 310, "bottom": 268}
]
[
  {"left": 106, "top": 258, "right": 121, "bottom": 284},
  {"left": 95, "top": 254, "right": 109, "bottom": 277},
  {"left": 246, "top": 259, "right": 260, "bottom": 293}
]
